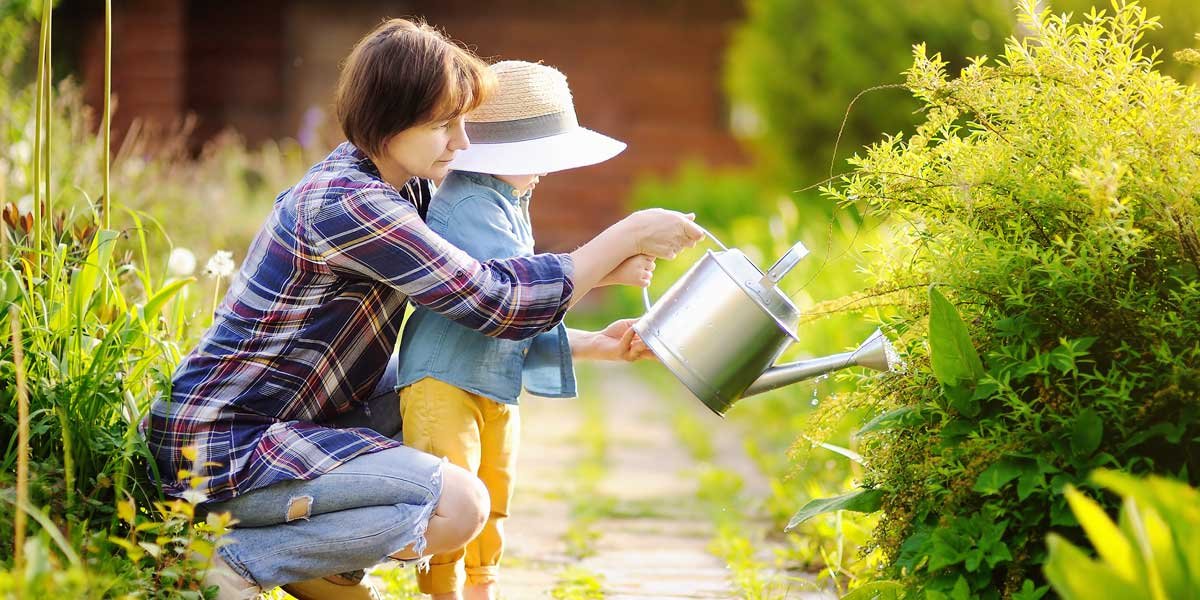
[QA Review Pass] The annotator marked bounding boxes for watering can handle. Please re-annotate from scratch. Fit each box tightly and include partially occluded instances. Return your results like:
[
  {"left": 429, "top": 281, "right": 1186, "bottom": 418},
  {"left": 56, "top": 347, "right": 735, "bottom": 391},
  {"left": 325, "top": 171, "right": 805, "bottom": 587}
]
[
  {"left": 760, "top": 241, "right": 810, "bottom": 288},
  {"left": 642, "top": 225, "right": 728, "bottom": 312}
]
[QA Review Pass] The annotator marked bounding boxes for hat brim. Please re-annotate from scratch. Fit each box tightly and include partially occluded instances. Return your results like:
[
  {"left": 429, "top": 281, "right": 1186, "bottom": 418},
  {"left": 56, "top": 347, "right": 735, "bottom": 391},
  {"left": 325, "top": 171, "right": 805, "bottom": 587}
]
[{"left": 448, "top": 127, "right": 626, "bottom": 176}]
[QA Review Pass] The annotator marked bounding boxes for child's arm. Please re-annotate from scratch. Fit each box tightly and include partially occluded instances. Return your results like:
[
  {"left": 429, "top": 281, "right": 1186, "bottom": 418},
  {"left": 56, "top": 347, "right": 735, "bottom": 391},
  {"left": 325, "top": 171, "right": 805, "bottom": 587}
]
[
  {"left": 567, "top": 210, "right": 703, "bottom": 308},
  {"left": 598, "top": 254, "right": 655, "bottom": 287},
  {"left": 566, "top": 319, "right": 655, "bottom": 362}
]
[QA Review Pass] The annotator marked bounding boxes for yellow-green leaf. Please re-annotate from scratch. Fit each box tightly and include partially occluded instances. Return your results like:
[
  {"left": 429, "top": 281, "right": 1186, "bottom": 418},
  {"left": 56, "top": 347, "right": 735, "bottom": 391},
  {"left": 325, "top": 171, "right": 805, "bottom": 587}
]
[
  {"left": 1044, "top": 534, "right": 1145, "bottom": 600},
  {"left": 140, "top": 276, "right": 193, "bottom": 324},
  {"left": 1064, "top": 485, "right": 1137, "bottom": 582},
  {"left": 117, "top": 499, "right": 136, "bottom": 525}
]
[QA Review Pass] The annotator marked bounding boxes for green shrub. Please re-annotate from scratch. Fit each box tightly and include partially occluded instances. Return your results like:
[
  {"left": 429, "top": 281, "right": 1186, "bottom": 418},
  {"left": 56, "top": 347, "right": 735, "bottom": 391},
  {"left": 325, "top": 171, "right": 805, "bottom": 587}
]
[{"left": 817, "top": 1, "right": 1200, "bottom": 597}]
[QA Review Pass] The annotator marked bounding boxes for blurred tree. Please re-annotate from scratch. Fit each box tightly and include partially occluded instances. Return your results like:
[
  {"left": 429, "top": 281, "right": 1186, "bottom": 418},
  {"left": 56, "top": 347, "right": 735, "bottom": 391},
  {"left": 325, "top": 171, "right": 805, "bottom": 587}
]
[
  {"left": 725, "top": 0, "right": 1014, "bottom": 190},
  {"left": 1, "top": 0, "right": 49, "bottom": 70},
  {"left": 725, "top": 0, "right": 1200, "bottom": 191}
]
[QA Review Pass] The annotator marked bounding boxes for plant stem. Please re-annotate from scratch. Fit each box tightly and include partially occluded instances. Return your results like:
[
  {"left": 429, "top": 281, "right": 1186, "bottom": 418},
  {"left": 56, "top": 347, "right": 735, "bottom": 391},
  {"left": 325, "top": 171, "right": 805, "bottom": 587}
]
[
  {"left": 11, "top": 305, "right": 29, "bottom": 573},
  {"left": 32, "top": 2, "right": 47, "bottom": 273},
  {"left": 211, "top": 279, "right": 222, "bottom": 316},
  {"left": 43, "top": 1, "right": 51, "bottom": 242},
  {"left": 103, "top": 0, "right": 111, "bottom": 229},
  {"left": 58, "top": 406, "right": 75, "bottom": 512}
]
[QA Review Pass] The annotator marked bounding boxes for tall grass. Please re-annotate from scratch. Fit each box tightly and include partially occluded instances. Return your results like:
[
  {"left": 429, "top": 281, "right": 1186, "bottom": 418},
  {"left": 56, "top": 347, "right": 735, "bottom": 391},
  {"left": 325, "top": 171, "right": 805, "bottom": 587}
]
[{"left": 0, "top": 1, "right": 311, "bottom": 594}]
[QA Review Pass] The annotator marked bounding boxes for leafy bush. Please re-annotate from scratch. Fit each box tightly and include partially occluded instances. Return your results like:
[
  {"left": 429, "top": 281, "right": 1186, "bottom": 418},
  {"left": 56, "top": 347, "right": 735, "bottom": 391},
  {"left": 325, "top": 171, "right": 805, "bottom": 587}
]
[
  {"left": 1044, "top": 469, "right": 1200, "bottom": 600},
  {"left": 815, "top": 1, "right": 1200, "bottom": 597}
]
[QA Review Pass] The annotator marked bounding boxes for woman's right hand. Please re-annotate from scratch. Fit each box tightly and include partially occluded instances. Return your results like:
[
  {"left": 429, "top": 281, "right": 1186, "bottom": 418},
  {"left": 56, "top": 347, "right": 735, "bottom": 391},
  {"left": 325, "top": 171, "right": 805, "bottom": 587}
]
[{"left": 620, "top": 209, "right": 705, "bottom": 259}]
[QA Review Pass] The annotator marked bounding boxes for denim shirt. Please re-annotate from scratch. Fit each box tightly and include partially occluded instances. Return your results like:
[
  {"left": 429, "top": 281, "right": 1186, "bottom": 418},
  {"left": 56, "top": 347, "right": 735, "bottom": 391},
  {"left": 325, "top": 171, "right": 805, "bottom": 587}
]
[{"left": 395, "top": 171, "right": 576, "bottom": 405}]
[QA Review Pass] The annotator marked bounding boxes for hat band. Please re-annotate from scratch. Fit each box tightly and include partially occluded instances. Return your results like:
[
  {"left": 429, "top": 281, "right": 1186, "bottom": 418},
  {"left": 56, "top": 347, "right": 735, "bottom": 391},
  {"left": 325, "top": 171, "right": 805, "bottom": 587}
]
[{"left": 465, "top": 110, "right": 579, "bottom": 143}]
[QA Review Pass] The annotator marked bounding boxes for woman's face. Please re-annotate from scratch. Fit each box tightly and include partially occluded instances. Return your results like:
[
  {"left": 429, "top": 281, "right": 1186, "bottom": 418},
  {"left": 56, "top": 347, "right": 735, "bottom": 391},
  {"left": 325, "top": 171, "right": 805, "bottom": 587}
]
[{"left": 380, "top": 115, "right": 470, "bottom": 181}]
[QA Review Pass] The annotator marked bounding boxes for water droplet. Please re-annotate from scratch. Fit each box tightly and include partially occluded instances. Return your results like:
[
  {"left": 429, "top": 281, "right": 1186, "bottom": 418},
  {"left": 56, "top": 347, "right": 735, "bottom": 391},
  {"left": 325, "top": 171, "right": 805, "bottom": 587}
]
[{"left": 810, "top": 373, "right": 830, "bottom": 406}]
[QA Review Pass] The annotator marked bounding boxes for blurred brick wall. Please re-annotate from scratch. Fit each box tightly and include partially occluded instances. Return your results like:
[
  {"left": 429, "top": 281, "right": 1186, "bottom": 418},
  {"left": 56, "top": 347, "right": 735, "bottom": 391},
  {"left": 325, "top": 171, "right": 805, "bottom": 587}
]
[
  {"left": 70, "top": 0, "right": 188, "bottom": 137},
  {"left": 65, "top": 0, "right": 747, "bottom": 251}
]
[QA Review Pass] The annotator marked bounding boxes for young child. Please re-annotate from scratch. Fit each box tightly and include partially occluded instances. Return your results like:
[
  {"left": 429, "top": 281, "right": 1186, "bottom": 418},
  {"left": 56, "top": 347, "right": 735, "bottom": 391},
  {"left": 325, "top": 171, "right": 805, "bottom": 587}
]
[{"left": 394, "top": 60, "right": 654, "bottom": 600}]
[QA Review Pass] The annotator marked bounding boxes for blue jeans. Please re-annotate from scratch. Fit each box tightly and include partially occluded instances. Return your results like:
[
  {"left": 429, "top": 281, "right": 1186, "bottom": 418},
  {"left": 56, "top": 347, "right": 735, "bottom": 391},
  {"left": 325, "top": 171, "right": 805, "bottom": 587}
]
[{"left": 205, "top": 356, "right": 443, "bottom": 590}]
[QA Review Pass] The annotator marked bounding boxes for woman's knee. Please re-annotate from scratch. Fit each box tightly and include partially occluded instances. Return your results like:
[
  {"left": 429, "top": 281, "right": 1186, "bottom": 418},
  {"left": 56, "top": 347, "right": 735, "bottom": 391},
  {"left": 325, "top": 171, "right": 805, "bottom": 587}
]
[
  {"left": 427, "top": 463, "right": 489, "bottom": 552},
  {"left": 441, "top": 462, "right": 490, "bottom": 533}
]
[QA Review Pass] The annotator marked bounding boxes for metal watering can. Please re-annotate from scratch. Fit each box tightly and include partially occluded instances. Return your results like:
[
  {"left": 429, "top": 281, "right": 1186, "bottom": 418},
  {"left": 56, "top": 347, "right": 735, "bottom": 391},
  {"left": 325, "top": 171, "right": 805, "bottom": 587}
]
[{"left": 633, "top": 228, "right": 898, "bottom": 416}]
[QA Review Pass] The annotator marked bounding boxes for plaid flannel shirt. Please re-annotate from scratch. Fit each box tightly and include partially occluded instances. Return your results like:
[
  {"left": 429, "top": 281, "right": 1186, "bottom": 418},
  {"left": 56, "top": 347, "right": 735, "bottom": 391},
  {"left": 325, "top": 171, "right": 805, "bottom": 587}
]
[{"left": 143, "top": 142, "right": 574, "bottom": 503}]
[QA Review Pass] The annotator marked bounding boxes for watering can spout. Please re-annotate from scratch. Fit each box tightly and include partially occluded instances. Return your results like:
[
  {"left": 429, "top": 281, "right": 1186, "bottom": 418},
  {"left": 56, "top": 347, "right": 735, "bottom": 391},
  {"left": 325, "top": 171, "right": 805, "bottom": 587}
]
[{"left": 741, "top": 329, "right": 896, "bottom": 399}]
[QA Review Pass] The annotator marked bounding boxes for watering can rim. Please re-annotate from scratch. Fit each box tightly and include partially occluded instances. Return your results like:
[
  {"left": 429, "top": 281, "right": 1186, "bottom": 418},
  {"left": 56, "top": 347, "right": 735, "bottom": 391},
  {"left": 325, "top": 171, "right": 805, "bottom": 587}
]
[{"left": 642, "top": 247, "right": 802, "bottom": 342}]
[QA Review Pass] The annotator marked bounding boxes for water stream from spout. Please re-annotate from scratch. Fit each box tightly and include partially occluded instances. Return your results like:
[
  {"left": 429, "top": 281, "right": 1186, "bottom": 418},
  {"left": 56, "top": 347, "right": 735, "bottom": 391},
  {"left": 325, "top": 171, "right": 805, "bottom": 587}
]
[{"left": 810, "top": 373, "right": 830, "bottom": 406}]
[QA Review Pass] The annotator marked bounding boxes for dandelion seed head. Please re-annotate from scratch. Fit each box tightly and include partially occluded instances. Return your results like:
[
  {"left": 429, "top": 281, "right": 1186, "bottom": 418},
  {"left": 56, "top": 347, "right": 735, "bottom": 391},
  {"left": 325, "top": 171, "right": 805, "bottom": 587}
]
[
  {"left": 204, "top": 250, "right": 236, "bottom": 279},
  {"left": 167, "top": 247, "right": 197, "bottom": 276}
]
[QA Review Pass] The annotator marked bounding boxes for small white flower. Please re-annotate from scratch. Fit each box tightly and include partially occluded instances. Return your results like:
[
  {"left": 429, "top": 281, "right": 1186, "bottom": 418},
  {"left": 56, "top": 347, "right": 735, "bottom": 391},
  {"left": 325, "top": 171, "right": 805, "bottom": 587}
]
[
  {"left": 204, "top": 250, "right": 236, "bottom": 279},
  {"left": 180, "top": 489, "right": 209, "bottom": 505},
  {"left": 120, "top": 156, "right": 146, "bottom": 179},
  {"left": 11, "top": 140, "right": 31, "bottom": 165},
  {"left": 167, "top": 247, "right": 197, "bottom": 276},
  {"left": 16, "top": 194, "right": 33, "bottom": 215},
  {"left": 9, "top": 167, "right": 25, "bottom": 189}
]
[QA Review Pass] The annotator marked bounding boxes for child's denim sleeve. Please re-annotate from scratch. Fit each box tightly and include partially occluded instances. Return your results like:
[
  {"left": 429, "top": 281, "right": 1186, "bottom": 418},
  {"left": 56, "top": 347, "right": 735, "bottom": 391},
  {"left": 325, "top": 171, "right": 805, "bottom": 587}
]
[{"left": 432, "top": 195, "right": 526, "bottom": 262}]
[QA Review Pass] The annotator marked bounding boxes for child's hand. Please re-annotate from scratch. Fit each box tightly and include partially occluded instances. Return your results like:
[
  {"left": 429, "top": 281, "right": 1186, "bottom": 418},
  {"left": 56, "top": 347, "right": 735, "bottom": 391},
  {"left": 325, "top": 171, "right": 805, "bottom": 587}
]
[
  {"left": 592, "top": 318, "right": 656, "bottom": 361},
  {"left": 600, "top": 254, "right": 655, "bottom": 288}
]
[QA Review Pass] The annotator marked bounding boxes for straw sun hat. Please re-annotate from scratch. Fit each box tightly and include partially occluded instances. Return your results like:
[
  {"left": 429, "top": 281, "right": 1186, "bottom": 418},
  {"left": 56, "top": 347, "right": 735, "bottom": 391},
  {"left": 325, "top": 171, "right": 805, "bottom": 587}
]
[{"left": 447, "top": 61, "right": 626, "bottom": 175}]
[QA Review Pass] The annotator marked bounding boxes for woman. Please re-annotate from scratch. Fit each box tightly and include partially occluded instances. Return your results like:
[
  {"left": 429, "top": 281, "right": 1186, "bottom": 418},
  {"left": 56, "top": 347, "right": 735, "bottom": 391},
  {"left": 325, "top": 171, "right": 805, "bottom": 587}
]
[{"left": 142, "top": 18, "right": 702, "bottom": 600}]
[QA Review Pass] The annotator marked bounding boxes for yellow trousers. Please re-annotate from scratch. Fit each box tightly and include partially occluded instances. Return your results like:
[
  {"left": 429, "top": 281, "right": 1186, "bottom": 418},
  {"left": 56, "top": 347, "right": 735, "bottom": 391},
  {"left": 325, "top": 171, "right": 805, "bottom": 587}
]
[{"left": 399, "top": 377, "right": 519, "bottom": 594}]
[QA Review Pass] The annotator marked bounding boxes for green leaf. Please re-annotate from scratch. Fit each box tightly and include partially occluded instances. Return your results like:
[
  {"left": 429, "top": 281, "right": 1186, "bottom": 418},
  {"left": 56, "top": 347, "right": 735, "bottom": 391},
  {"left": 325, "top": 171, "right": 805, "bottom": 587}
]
[
  {"left": 1011, "top": 579, "right": 1050, "bottom": 600},
  {"left": 841, "top": 581, "right": 904, "bottom": 600},
  {"left": 928, "top": 285, "right": 985, "bottom": 386},
  {"left": 1071, "top": 409, "right": 1103, "bottom": 457},
  {"left": 785, "top": 488, "right": 883, "bottom": 531},
  {"left": 0, "top": 267, "right": 18, "bottom": 304},
  {"left": 812, "top": 439, "right": 863, "bottom": 464},
  {"left": 973, "top": 458, "right": 1030, "bottom": 494},
  {"left": 951, "top": 575, "right": 971, "bottom": 600},
  {"left": 139, "top": 277, "right": 194, "bottom": 324},
  {"left": 945, "top": 382, "right": 980, "bottom": 418},
  {"left": 1017, "top": 469, "right": 1043, "bottom": 500},
  {"left": 856, "top": 405, "right": 920, "bottom": 436},
  {"left": 68, "top": 229, "right": 120, "bottom": 326}
]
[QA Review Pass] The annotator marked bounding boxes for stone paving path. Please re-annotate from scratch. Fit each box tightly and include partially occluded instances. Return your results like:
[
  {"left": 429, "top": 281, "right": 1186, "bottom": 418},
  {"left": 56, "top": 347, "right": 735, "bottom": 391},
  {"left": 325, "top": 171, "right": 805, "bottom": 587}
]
[
  {"left": 578, "top": 366, "right": 734, "bottom": 600},
  {"left": 500, "top": 363, "right": 832, "bottom": 599}
]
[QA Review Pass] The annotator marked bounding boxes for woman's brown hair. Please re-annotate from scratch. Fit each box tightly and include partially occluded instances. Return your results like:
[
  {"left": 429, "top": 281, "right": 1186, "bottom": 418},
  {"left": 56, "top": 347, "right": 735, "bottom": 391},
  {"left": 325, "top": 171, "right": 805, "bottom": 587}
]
[{"left": 335, "top": 18, "right": 493, "bottom": 158}]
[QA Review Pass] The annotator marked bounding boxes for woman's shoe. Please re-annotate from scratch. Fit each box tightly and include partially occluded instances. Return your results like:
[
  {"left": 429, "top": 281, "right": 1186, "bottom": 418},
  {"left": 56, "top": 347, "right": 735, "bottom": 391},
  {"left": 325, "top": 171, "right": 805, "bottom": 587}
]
[
  {"left": 201, "top": 552, "right": 262, "bottom": 600},
  {"left": 280, "top": 569, "right": 381, "bottom": 600}
]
